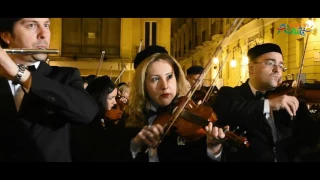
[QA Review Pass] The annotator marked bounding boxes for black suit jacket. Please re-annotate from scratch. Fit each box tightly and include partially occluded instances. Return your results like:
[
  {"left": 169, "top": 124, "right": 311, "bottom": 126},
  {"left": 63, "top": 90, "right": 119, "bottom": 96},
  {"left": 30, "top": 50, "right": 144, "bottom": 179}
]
[
  {"left": 0, "top": 61, "right": 98, "bottom": 162},
  {"left": 211, "top": 79, "right": 320, "bottom": 162},
  {"left": 70, "top": 117, "right": 133, "bottom": 162}
]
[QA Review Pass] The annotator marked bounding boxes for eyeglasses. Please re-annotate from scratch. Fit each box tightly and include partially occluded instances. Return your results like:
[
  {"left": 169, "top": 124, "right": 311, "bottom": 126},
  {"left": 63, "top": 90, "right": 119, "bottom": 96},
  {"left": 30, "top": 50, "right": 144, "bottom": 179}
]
[{"left": 254, "top": 60, "right": 287, "bottom": 72}]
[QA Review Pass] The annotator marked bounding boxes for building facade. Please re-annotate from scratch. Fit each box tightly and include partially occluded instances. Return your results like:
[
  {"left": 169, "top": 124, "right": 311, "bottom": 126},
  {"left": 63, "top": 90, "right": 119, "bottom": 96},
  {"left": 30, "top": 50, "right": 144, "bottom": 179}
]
[
  {"left": 171, "top": 18, "right": 320, "bottom": 88},
  {"left": 48, "top": 18, "right": 171, "bottom": 83}
]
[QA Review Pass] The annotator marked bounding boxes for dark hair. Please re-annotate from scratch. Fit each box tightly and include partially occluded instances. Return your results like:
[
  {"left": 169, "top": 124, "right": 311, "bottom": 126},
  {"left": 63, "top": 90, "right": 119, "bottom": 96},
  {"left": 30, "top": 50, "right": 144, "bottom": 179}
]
[
  {"left": 187, "top": 65, "right": 204, "bottom": 75},
  {"left": 86, "top": 74, "right": 97, "bottom": 85},
  {"left": 247, "top": 43, "right": 282, "bottom": 62},
  {"left": 81, "top": 76, "right": 87, "bottom": 82},
  {"left": 86, "top": 75, "right": 116, "bottom": 117},
  {"left": 0, "top": 18, "right": 22, "bottom": 48},
  {"left": 133, "top": 45, "right": 168, "bottom": 69}
]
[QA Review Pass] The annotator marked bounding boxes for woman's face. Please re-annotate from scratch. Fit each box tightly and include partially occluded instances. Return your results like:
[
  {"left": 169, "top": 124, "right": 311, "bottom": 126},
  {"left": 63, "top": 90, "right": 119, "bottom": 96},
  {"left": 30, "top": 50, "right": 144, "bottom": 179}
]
[
  {"left": 145, "top": 60, "right": 177, "bottom": 107},
  {"left": 121, "top": 89, "right": 130, "bottom": 100},
  {"left": 106, "top": 88, "right": 118, "bottom": 110}
]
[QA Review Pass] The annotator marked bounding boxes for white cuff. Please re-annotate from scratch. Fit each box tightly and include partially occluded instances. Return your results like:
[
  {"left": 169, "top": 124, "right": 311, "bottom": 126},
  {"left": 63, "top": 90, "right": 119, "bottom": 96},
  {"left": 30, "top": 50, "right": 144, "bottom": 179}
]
[
  {"left": 207, "top": 147, "right": 222, "bottom": 161},
  {"left": 130, "top": 139, "right": 141, "bottom": 159}
]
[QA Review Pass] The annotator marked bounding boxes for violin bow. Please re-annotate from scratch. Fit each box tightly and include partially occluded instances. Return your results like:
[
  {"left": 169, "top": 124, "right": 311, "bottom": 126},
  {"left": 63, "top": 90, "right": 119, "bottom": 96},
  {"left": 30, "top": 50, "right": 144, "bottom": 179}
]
[
  {"left": 114, "top": 65, "right": 127, "bottom": 83},
  {"left": 294, "top": 33, "right": 309, "bottom": 97},
  {"left": 114, "top": 39, "right": 143, "bottom": 83},
  {"left": 148, "top": 18, "right": 245, "bottom": 151},
  {"left": 202, "top": 51, "right": 230, "bottom": 103},
  {"left": 96, "top": 50, "right": 105, "bottom": 76},
  {"left": 95, "top": 50, "right": 106, "bottom": 128},
  {"left": 138, "top": 39, "right": 143, "bottom": 52}
]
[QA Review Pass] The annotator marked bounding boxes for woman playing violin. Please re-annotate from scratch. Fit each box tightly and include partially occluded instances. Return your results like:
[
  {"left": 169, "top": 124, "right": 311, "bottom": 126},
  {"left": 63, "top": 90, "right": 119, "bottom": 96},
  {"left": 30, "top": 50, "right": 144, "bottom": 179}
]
[
  {"left": 70, "top": 75, "right": 132, "bottom": 162},
  {"left": 124, "top": 47, "right": 227, "bottom": 162},
  {"left": 105, "top": 82, "right": 130, "bottom": 124},
  {"left": 211, "top": 43, "right": 320, "bottom": 162}
]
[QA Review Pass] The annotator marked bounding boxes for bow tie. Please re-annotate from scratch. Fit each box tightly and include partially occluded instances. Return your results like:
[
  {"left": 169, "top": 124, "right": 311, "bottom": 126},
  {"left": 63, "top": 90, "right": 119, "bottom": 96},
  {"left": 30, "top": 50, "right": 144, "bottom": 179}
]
[
  {"left": 147, "top": 107, "right": 166, "bottom": 119},
  {"left": 27, "top": 65, "right": 36, "bottom": 72},
  {"left": 148, "top": 110, "right": 160, "bottom": 118},
  {"left": 255, "top": 91, "right": 267, "bottom": 100}
]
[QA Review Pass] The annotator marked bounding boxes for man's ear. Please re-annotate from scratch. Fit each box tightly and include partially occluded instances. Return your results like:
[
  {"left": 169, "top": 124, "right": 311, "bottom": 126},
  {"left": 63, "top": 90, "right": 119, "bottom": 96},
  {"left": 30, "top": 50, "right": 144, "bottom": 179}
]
[
  {"left": 248, "top": 62, "right": 254, "bottom": 75},
  {"left": 0, "top": 32, "right": 11, "bottom": 44}
]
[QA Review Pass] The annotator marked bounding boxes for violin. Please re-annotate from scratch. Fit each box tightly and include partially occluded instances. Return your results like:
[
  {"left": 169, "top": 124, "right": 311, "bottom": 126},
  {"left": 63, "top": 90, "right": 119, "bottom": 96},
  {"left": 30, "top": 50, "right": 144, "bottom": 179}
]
[
  {"left": 192, "top": 86, "right": 207, "bottom": 104},
  {"left": 192, "top": 86, "right": 219, "bottom": 106},
  {"left": 152, "top": 96, "right": 250, "bottom": 148},
  {"left": 298, "top": 82, "right": 320, "bottom": 104},
  {"left": 264, "top": 80, "right": 320, "bottom": 122},
  {"left": 105, "top": 96, "right": 127, "bottom": 123},
  {"left": 266, "top": 80, "right": 320, "bottom": 104},
  {"left": 309, "top": 104, "right": 320, "bottom": 121}
]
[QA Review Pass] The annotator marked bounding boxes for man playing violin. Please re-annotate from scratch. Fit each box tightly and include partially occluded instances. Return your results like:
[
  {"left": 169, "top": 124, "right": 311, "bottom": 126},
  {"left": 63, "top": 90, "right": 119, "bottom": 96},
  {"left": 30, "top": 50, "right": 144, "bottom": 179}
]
[
  {"left": 186, "top": 65, "right": 204, "bottom": 89},
  {"left": 186, "top": 65, "right": 207, "bottom": 104},
  {"left": 211, "top": 43, "right": 320, "bottom": 162},
  {"left": 104, "top": 82, "right": 130, "bottom": 124}
]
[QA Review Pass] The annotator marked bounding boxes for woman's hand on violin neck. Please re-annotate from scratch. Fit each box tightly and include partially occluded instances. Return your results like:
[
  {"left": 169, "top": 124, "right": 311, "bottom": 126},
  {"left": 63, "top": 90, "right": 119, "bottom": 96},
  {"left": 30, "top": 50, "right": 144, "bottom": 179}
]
[
  {"left": 268, "top": 95, "right": 299, "bottom": 117},
  {"left": 133, "top": 124, "right": 164, "bottom": 149},
  {"left": 205, "top": 123, "right": 229, "bottom": 153}
]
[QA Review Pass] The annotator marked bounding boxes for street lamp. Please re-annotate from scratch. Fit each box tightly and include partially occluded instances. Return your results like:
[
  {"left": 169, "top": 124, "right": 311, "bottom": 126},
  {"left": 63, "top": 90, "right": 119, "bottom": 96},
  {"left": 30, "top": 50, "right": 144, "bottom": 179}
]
[
  {"left": 230, "top": 59, "right": 236, "bottom": 68},
  {"left": 213, "top": 57, "right": 219, "bottom": 69}
]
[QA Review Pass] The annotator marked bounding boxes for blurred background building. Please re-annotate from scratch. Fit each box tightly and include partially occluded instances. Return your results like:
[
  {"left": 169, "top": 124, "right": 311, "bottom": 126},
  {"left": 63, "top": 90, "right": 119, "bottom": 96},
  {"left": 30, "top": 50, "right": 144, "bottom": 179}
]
[{"left": 48, "top": 18, "right": 320, "bottom": 87}]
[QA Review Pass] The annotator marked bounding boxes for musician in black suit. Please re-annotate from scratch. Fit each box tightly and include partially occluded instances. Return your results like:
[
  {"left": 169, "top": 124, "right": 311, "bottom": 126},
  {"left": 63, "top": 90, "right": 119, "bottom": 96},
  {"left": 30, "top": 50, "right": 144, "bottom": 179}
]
[
  {"left": 122, "top": 46, "right": 227, "bottom": 162},
  {"left": 0, "top": 18, "right": 98, "bottom": 162},
  {"left": 211, "top": 43, "right": 320, "bottom": 161}
]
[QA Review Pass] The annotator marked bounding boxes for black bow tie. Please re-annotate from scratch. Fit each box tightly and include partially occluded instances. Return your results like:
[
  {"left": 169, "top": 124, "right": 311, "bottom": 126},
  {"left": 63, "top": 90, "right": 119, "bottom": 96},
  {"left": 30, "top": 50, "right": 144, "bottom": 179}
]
[
  {"left": 27, "top": 65, "right": 36, "bottom": 72},
  {"left": 255, "top": 91, "right": 267, "bottom": 100},
  {"left": 148, "top": 110, "right": 158, "bottom": 117},
  {"left": 147, "top": 107, "right": 166, "bottom": 119},
  {"left": 148, "top": 110, "right": 159, "bottom": 119}
]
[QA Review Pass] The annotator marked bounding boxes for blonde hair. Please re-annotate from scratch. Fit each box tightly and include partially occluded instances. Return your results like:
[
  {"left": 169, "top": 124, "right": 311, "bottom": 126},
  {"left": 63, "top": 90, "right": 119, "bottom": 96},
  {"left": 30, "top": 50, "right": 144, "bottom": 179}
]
[
  {"left": 118, "top": 84, "right": 130, "bottom": 95},
  {"left": 125, "top": 53, "right": 189, "bottom": 128}
]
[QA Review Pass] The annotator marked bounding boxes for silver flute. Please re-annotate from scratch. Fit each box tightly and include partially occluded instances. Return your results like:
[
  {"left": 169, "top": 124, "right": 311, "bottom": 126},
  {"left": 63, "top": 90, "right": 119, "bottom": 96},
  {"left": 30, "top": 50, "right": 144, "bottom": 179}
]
[{"left": 4, "top": 49, "right": 59, "bottom": 54}]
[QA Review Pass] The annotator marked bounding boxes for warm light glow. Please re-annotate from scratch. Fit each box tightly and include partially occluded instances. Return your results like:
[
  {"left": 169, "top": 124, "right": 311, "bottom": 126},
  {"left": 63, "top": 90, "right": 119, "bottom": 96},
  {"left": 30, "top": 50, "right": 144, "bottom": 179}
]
[
  {"left": 242, "top": 56, "right": 249, "bottom": 65},
  {"left": 213, "top": 57, "right": 219, "bottom": 64},
  {"left": 230, "top": 60, "right": 236, "bottom": 68},
  {"left": 306, "top": 18, "right": 315, "bottom": 29}
]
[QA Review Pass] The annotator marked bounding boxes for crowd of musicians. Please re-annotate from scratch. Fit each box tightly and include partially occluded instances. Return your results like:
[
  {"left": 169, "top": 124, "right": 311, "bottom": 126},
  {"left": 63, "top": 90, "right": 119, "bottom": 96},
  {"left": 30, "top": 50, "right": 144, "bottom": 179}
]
[{"left": 1, "top": 18, "right": 320, "bottom": 162}]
